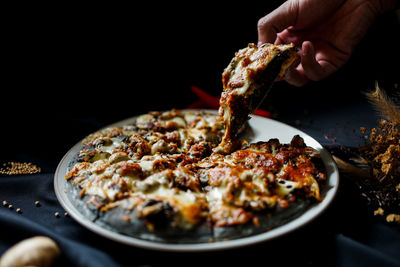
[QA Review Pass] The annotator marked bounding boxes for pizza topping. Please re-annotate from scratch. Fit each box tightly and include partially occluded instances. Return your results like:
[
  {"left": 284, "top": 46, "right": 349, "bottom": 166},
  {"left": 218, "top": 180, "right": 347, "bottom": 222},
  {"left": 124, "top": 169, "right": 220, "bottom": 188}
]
[
  {"left": 97, "top": 137, "right": 126, "bottom": 154},
  {"left": 216, "top": 43, "right": 297, "bottom": 154},
  {"left": 128, "top": 134, "right": 151, "bottom": 159},
  {"left": 108, "top": 152, "right": 130, "bottom": 164},
  {"left": 137, "top": 199, "right": 176, "bottom": 226},
  {"left": 231, "top": 150, "right": 281, "bottom": 171},
  {"left": 209, "top": 203, "right": 253, "bottom": 227},
  {"left": 66, "top": 110, "right": 325, "bottom": 234},
  {"left": 115, "top": 161, "right": 142, "bottom": 177},
  {"left": 65, "top": 162, "right": 90, "bottom": 180}
]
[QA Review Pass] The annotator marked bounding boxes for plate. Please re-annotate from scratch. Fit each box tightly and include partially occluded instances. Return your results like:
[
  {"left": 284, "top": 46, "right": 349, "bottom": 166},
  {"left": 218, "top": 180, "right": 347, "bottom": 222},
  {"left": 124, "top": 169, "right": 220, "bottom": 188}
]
[{"left": 54, "top": 110, "right": 339, "bottom": 252}]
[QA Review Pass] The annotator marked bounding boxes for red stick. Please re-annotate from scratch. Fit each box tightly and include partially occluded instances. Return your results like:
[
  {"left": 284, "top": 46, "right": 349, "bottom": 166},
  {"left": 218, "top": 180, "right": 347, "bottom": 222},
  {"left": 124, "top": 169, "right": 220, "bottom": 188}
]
[{"left": 190, "top": 86, "right": 220, "bottom": 109}]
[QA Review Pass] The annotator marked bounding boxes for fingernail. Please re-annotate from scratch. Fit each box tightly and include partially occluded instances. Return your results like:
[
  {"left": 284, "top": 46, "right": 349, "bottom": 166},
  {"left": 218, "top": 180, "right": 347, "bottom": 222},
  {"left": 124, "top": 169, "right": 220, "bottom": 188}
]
[
  {"left": 302, "top": 44, "right": 308, "bottom": 56},
  {"left": 302, "top": 41, "right": 313, "bottom": 56}
]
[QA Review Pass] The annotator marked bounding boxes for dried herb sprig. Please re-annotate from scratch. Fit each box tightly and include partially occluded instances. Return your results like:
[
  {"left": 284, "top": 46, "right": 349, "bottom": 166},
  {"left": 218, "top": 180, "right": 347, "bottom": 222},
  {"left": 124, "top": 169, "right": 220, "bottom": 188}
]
[
  {"left": 334, "top": 82, "right": 400, "bottom": 222},
  {"left": 364, "top": 81, "right": 400, "bottom": 124},
  {"left": 357, "top": 82, "right": 400, "bottom": 217}
]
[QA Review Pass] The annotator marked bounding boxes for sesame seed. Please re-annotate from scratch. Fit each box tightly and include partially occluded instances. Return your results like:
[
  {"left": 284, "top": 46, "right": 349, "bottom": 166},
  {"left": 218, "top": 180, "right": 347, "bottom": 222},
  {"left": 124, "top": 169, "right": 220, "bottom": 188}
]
[
  {"left": 2, "top": 201, "right": 8, "bottom": 207},
  {"left": 35, "top": 201, "right": 41, "bottom": 207},
  {"left": 8, "top": 204, "right": 13, "bottom": 210},
  {"left": 55, "top": 212, "right": 60, "bottom": 218},
  {"left": 16, "top": 208, "right": 21, "bottom": 214}
]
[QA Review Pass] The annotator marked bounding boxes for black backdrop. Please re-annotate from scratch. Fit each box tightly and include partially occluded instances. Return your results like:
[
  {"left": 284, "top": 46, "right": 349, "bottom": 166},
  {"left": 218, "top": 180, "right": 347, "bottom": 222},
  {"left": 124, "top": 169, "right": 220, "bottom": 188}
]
[
  {"left": 2, "top": 2, "right": 399, "bottom": 187},
  {"left": 2, "top": 3, "right": 281, "bottom": 163}
]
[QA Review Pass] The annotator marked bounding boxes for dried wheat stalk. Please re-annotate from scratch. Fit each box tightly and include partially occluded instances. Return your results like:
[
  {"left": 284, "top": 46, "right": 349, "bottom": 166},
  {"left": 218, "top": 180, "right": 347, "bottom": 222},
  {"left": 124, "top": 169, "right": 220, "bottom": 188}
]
[{"left": 364, "top": 81, "right": 400, "bottom": 124}]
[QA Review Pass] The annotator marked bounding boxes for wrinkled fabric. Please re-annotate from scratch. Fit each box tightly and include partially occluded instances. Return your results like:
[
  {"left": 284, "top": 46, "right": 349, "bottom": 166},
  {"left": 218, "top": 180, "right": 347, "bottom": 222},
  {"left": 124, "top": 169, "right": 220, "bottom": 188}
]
[{"left": 1, "top": 170, "right": 399, "bottom": 266}]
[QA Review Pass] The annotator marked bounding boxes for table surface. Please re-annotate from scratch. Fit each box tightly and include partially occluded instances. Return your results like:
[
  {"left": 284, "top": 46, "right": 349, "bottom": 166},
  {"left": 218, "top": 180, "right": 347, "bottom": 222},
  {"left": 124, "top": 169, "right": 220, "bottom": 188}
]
[{"left": 1, "top": 4, "right": 399, "bottom": 267}]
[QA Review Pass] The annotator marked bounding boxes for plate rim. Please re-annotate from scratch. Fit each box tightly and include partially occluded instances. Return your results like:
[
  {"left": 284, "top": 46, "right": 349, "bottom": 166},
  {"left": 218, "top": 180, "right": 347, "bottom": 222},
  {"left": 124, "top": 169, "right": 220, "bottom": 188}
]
[{"left": 54, "top": 109, "right": 339, "bottom": 252}]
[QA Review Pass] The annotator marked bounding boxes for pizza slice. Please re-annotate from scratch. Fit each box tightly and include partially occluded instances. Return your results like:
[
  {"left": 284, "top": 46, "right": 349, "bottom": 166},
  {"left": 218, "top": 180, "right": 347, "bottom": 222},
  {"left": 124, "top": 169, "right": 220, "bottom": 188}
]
[{"left": 215, "top": 43, "right": 297, "bottom": 154}]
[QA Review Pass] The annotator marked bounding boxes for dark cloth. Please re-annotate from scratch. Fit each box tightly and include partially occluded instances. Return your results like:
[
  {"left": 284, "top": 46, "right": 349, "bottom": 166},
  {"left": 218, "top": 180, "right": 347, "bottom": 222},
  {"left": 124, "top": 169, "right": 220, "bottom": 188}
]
[
  {"left": 1, "top": 3, "right": 400, "bottom": 267},
  {"left": 1, "top": 155, "right": 400, "bottom": 267}
]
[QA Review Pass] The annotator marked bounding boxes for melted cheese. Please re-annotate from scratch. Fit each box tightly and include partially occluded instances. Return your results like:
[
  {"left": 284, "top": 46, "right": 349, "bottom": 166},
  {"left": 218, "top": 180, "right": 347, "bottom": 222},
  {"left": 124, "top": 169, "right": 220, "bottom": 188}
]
[
  {"left": 206, "top": 187, "right": 223, "bottom": 203},
  {"left": 67, "top": 109, "right": 324, "bottom": 231},
  {"left": 136, "top": 114, "right": 154, "bottom": 128},
  {"left": 275, "top": 178, "right": 300, "bottom": 196},
  {"left": 98, "top": 138, "right": 125, "bottom": 154},
  {"left": 163, "top": 117, "right": 186, "bottom": 128},
  {"left": 83, "top": 178, "right": 115, "bottom": 200},
  {"left": 136, "top": 154, "right": 163, "bottom": 172},
  {"left": 188, "top": 128, "right": 207, "bottom": 141}
]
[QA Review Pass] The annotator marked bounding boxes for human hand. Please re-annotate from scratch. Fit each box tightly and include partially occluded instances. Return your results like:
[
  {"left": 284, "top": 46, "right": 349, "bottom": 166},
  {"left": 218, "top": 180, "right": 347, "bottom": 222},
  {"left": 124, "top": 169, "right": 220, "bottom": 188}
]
[{"left": 257, "top": 0, "right": 396, "bottom": 86}]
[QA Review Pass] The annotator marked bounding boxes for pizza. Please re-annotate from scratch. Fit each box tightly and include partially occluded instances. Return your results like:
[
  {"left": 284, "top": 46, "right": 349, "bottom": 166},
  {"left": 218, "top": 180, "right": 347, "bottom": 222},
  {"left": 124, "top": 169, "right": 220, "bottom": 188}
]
[
  {"left": 65, "top": 109, "right": 325, "bottom": 243},
  {"left": 216, "top": 43, "right": 297, "bottom": 154},
  {"left": 64, "top": 43, "right": 326, "bottom": 243}
]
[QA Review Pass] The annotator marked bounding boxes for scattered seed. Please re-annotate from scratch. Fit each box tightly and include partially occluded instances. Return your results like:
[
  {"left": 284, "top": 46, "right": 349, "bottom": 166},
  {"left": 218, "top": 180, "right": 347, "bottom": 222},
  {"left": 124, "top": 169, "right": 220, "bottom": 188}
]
[
  {"left": 16, "top": 208, "right": 21, "bottom": 214},
  {"left": 54, "top": 212, "right": 60, "bottom": 218},
  {"left": 35, "top": 201, "right": 41, "bottom": 207},
  {"left": 2, "top": 200, "right": 8, "bottom": 207},
  {"left": 0, "top": 162, "right": 41, "bottom": 175},
  {"left": 64, "top": 212, "right": 69, "bottom": 217},
  {"left": 8, "top": 204, "right": 13, "bottom": 210}
]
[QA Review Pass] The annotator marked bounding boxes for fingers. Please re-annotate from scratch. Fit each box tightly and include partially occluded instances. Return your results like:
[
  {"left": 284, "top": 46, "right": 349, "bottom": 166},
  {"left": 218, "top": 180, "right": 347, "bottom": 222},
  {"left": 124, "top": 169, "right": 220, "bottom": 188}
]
[
  {"left": 285, "top": 41, "right": 337, "bottom": 86},
  {"left": 275, "top": 28, "right": 299, "bottom": 45},
  {"left": 257, "top": 1, "right": 299, "bottom": 45},
  {"left": 285, "top": 64, "right": 309, "bottom": 87},
  {"left": 300, "top": 41, "right": 326, "bottom": 81}
]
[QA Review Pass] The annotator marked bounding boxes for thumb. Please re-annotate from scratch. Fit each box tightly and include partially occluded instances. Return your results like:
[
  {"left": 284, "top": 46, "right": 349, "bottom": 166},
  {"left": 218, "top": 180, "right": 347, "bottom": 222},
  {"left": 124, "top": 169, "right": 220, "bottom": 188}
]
[{"left": 257, "top": 0, "right": 299, "bottom": 45}]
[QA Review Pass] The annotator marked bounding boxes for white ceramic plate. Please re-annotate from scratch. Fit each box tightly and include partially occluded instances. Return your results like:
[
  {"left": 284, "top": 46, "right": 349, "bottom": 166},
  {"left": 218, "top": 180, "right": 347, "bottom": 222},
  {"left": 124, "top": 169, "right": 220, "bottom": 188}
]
[{"left": 54, "top": 110, "right": 339, "bottom": 252}]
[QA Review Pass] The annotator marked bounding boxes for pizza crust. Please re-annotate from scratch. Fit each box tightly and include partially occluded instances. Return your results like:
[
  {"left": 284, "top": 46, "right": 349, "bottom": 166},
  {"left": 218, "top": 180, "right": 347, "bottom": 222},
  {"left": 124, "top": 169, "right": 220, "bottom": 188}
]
[{"left": 65, "top": 109, "right": 325, "bottom": 243}]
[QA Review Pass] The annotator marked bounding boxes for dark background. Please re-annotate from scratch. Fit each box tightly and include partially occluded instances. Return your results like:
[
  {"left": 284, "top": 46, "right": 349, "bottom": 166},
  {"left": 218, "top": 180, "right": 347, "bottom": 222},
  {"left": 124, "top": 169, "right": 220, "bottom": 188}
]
[
  {"left": 2, "top": 2, "right": 281, "bottom": 165},
  {"left": 2, "top": 3, "right": 399, "bottom": 167}
]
